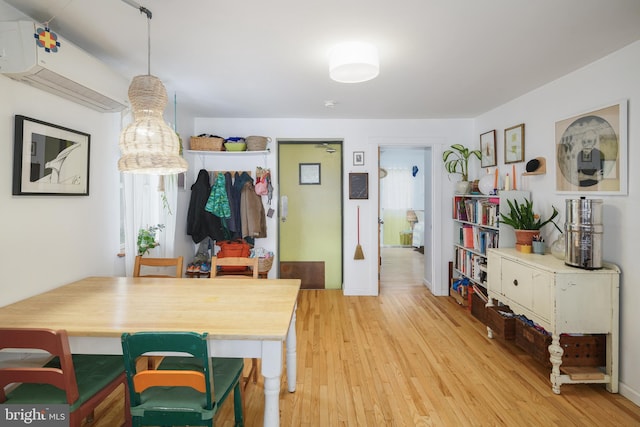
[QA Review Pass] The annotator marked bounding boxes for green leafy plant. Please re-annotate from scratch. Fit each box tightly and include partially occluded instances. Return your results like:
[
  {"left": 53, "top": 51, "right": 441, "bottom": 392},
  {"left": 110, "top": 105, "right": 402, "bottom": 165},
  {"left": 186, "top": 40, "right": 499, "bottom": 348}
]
[
  {"left": 442, "top": 144, "right": 482, "bottom": 181},
  {"left": 499, "top": 199, "right": 559, "bottom": 230},
  {"left": 137, "top": 224, "right": 165, "bottom": 256}
]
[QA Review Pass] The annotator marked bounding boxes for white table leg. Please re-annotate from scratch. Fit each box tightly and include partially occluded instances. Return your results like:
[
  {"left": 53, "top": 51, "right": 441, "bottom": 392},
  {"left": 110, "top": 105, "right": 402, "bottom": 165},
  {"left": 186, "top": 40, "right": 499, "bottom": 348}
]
[
  {"left": 262, "top": 340, "right": 283, "bottom": 427},
  {"left": 286, "top": 302, "right": 297, "bottom": 392}
]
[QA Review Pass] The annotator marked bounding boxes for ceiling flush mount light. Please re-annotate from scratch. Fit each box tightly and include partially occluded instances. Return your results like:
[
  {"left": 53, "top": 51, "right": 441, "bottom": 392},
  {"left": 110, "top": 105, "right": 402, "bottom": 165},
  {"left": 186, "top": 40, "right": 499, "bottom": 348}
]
[
  {"left": 118, "top": 0, "right": 187, "bottom": 175},
  {"left": 329, "top": 41, "right": 379, "bottom": 83}
]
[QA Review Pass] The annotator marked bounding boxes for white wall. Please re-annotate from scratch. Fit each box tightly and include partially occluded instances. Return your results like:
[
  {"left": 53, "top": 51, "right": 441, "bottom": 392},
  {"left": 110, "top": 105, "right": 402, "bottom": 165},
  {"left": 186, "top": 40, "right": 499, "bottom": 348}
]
[
  {"left": 475, "top": 40, "right": 640, "bottom": 405},
  {"left": 0, "top": 75, "right": 123, "bottom": 306},
  {"left": 189, "top": 118, "right": 473, "bottom": 295}
]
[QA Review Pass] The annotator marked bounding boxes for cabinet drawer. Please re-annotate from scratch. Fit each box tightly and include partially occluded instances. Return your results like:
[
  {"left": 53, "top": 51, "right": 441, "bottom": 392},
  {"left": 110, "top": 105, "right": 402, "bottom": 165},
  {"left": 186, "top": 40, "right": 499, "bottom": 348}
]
[{"left": 501, "top": 259, "right": 533, "bottom": 308}]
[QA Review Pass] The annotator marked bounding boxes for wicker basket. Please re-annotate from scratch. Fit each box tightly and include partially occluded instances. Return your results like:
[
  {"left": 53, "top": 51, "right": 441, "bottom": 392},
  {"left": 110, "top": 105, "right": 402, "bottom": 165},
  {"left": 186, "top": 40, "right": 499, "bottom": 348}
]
[
  {"left": 246, "top": 136, "right": 271, "bottom": 151},
  {"left": 258, "top": 257, "right": 273, "bottom": 273},
  {"left": 190, "top": 136, "right": 224, "bottom": 151}
]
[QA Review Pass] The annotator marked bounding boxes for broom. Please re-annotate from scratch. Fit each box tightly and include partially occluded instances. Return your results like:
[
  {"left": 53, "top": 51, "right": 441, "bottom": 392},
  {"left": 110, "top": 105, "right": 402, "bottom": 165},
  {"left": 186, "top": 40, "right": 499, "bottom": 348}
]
[{"left": 354, "top": 205, "right": 365, "bottom": 260}]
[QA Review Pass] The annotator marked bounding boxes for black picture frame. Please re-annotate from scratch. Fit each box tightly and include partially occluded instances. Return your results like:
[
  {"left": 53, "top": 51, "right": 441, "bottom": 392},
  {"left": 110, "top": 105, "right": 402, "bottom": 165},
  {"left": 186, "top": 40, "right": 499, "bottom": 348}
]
[
  {"left": 299, "top": 163, "right": 321, "bottom": 185},
  {"left": 13, "top": 115, "right": 90, "bottom": 196},
  {"left": 349, "top": 172, "right": 368, "bottom": 199}
]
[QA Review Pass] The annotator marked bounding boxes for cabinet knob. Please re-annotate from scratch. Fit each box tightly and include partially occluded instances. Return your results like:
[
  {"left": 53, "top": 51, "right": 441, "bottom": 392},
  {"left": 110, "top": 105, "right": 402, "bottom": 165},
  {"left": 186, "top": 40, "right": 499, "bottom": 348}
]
[{"left": 513, "top": 279, "right": 518, "bottom": 286}]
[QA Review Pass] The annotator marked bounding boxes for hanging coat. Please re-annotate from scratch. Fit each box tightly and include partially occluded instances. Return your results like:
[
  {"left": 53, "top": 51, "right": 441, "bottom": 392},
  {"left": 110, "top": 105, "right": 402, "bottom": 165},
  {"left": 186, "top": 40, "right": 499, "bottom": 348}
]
[
  {"left": 205, "top": 172, "right": 231, "bottom": 218},
  {"left": 187, "top": 169, "right": 225, "bottom": 243},
  {"left": 240, "top": 180, "right": 267, "bottom": 239}
]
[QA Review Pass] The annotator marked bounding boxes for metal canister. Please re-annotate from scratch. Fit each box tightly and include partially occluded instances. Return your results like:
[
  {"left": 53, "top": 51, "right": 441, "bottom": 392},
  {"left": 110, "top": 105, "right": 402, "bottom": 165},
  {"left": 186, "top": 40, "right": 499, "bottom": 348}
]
[{"left": 564, "top": 198, "right": 603, "bottom": 269}]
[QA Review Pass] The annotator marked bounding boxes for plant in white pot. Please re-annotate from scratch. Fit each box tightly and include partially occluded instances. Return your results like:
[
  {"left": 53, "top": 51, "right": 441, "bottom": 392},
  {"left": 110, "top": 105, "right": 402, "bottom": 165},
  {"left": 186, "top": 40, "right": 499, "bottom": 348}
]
[{"left": 442, "top": 144, "right": 482, "bottom": 194}]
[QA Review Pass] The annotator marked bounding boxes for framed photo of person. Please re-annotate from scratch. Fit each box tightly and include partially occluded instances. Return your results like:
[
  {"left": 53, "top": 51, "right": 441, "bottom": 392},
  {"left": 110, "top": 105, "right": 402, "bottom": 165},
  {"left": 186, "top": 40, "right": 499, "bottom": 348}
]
[
  {"left": 480, "top": 130, "right": 497, "bottom": 167},
  {"left": 555, "top": 99, "right": 627, "bottom": 195}
]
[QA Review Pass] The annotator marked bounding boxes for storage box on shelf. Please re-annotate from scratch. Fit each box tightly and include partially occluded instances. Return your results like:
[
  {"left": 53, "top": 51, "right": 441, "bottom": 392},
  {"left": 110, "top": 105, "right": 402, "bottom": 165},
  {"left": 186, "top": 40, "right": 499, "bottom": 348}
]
[
  {"left": 515, "top": 318, "right": 606, "bottom": 370},
  {"left": 485, "top": 304, "right": 515, "bottom": 341},
  {"left": 450, "top": 191, "right": 529, "bottom": 307}
]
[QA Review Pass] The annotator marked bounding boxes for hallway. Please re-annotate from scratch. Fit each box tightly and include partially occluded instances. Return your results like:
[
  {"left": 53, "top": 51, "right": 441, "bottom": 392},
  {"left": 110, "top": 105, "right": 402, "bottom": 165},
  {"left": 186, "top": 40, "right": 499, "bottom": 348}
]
[{"left": 380, "top": 246, "right": 425, "bottom": 288}]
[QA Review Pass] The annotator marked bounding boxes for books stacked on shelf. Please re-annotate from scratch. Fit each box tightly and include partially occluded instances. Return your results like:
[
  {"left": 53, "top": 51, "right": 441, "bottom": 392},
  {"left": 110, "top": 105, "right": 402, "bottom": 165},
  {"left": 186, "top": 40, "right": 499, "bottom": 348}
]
[
  {"left": 455, "top": 247, "right": 486, "bottom": 283},
  {"left": 454, "top": 196, "right": 500, "bottom": 227},
  {"left": 459, "top": 226, "right": 498, "bottom": 254}
]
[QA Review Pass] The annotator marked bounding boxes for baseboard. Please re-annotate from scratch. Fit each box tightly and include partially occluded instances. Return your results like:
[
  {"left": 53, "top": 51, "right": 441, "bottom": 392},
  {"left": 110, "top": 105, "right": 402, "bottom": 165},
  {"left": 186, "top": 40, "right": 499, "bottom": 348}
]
[{"left": 620, "top": 382, "right": 640, "bottom": 407}]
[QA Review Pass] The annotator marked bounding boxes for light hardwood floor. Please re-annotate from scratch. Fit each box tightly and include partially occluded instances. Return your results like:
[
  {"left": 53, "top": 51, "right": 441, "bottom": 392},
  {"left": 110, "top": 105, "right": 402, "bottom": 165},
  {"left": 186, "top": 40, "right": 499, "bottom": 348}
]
[{"left": 86, "top": 248, "right": 640, "bottom": 426}]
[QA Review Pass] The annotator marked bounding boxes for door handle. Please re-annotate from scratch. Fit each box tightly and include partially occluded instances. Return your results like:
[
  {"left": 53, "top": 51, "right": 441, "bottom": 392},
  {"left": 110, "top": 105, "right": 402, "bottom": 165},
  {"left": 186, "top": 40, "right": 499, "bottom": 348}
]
[{"left": 281, "top": 195, "right": 288, "bottom": 222}]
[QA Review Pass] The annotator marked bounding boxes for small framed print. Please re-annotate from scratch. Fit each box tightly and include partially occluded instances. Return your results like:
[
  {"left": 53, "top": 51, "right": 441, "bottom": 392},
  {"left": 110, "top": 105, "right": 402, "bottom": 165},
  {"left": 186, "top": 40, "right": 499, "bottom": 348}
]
[
  {"left": 353, "top": 151, "right": 365, "bottom": 166},
  {"left": 349, "top": 173, "right": 368, "bottom": 199},
  {"left": 504, "top": 123, "right": 525, "bottom": 164},
  {"left": 299, "top": 163, "right": 321, "bottom": 185},
  {"left": 480, "top": 130, "right": 497, "bottom": 167}
]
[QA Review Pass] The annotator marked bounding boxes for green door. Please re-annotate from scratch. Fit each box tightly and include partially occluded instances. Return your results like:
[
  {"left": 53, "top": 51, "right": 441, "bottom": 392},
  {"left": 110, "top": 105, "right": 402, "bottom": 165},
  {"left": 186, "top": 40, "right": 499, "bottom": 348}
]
[{"left": 278, "top": 141, "right": 342, "bottom": 289}]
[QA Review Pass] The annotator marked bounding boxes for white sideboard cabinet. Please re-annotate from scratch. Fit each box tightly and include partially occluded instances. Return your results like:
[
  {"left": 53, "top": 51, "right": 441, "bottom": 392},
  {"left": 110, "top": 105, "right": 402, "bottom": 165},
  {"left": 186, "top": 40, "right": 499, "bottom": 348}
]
[{"left": 486, "top": 248, "right": 620, "bottom": 394}]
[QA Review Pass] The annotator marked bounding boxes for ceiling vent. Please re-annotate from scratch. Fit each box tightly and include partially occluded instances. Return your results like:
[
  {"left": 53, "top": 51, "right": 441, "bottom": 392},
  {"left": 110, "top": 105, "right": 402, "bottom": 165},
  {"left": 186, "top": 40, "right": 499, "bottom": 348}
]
[{"left": 0, "top": 20, "right": 128, "bottom": 113}]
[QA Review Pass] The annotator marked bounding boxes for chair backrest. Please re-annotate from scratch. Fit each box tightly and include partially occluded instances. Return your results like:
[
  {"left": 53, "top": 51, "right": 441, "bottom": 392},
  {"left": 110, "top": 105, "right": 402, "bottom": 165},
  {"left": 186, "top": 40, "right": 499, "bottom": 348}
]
[
  {"left": 0, "top": 328, "right": 78, "bottom": 404},
  {"left": 133, "top": 255, "right": 184, "bottom": 278},
  {"left": 121, "top": 332, "right": 214, "bottom": 420},
  {"left": 211, "top": 256, "right": 258, "bottom": 278}
]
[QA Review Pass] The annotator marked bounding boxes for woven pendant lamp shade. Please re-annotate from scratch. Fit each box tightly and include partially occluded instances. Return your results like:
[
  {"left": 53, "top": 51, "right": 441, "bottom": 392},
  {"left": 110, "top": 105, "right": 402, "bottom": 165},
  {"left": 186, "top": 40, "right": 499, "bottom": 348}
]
[{"left": 118, "top": 75, "right": 188, "bottom": 175}]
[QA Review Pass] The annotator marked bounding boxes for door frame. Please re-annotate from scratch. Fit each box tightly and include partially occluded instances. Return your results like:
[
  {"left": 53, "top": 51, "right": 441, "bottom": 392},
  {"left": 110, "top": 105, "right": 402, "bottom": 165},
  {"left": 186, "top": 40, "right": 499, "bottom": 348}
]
[
  {"left": 376, "top": 139, "right": 446, "bottom": 296},
  {"left": 277, "top": 139, "right": 344, "bottom": 288}
]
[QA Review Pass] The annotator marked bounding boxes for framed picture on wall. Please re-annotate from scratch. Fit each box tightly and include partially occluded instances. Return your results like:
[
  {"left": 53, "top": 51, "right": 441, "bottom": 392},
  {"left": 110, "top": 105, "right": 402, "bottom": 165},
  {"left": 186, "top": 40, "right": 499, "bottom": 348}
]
[
  {"left": 12, "top": 115, "right": 90, "bottom": 196},
  {"left": 299, "top": 163, "right": 321, "bottom": 185},
  {"left": 504, "top": 123, "right": 525, "bottom": 164},
  {"left": 349, "top": 172, "right": 368, "bottom": 199},
  {"left": 480, "top": 130, "right": 497, "bottom": 167},
  {"left": 353, "top": 151, "right": 365, "bottom": 166},
  {"left": 555, "top": 99, "right": 627, "bottom": 195}
]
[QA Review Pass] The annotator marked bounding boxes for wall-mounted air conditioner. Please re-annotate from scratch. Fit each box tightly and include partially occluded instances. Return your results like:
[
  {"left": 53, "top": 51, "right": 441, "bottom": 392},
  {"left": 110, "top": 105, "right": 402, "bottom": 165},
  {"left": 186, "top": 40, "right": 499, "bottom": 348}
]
[{"left": 0, "top": 20, "right": 129, "bottom": 113}]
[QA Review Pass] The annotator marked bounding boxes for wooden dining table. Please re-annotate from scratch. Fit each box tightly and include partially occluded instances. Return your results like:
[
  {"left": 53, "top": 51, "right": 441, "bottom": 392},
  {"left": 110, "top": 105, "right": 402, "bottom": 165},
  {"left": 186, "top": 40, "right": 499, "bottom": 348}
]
[{"left": 0, "top": 276, "right": 301, "bottom": 427}]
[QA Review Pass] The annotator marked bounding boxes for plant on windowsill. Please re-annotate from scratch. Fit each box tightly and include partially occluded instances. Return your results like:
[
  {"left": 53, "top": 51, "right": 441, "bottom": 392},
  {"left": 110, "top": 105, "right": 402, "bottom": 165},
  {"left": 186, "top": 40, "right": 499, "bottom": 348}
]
[
  {"left": 499, "top": 199, "right": 559, "bottom": 251},
  {"left": 137, "top": 224, "right": 165, "bottom": 256},
  {"left": 442, "top": 144, "right": 482, "bottom": 194}
]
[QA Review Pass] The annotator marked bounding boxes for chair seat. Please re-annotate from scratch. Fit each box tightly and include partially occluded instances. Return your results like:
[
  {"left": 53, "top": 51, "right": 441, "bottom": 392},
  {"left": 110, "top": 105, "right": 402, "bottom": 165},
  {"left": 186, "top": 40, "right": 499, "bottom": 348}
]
[
  {"left": 6, "top": 355, "right": 125, "bottom": 411},
  {"left": 156, "top": 357, "right": 243, "bottom": 405}
]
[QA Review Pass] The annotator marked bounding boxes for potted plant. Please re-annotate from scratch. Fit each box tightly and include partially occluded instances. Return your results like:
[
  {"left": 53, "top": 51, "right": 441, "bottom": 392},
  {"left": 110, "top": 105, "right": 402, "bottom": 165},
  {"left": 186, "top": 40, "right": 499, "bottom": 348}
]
[
  {"left": 499, "top": 199, "right": 559, "bottom": 251},
  {"left": 442, "top": 144, "right": 482, "bottom": 194},
  {"left": 137, "top": 224, "right": 165, "bottom": 256}
]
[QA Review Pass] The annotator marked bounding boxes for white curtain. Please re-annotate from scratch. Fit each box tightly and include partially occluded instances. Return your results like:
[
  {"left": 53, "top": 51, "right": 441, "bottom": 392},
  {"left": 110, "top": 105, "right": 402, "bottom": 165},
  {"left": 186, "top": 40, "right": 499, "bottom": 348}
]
[
  {"left": 381, "top": 168, "right": 415, "bottom": 245},
  {"left": 122, "top": 174, "right": 178, "bottom": 276},
  {"left": 381, "top": 168, "right": 414, "bottom": 208}
]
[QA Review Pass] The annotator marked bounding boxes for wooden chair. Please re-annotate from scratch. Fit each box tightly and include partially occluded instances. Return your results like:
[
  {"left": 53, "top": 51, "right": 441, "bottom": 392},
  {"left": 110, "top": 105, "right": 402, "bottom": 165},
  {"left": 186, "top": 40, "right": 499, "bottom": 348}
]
[
  {"left": 121, "top": 331, "right": 244, "bottom": 427},
  {"left": 210, "top": 256, "right": 260, "bottom": 388},
  {"left": 211, "top": 256, "right": 258, "bottom": 278},
  {"left": 0, "top": 328, "right": 131, "bottom": 427},
  {"left": 132, "top": 255, "right": 184, "bottom": 370},
  {"left": 133, "top": 255, "right": 184, "bottom": 278}
]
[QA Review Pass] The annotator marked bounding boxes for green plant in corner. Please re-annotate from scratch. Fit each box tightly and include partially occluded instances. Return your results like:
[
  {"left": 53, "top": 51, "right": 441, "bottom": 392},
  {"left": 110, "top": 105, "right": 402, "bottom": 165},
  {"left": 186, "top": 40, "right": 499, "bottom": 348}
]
[
  {"left": 499, "top": 199, "right": 559, "bottom": 230},
  {"left": 442, "top": 144, "right": 482, "bottom": 181},
  {"left": 137, "top": 224, "right": 165, "bottom": 256}
]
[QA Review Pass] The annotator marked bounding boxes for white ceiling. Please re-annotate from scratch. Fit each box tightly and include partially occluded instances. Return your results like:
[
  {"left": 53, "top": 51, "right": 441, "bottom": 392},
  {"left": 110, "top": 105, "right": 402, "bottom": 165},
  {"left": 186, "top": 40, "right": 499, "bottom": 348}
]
[{"left": 4, "top": 0, "right": 640, "bottom": 119}]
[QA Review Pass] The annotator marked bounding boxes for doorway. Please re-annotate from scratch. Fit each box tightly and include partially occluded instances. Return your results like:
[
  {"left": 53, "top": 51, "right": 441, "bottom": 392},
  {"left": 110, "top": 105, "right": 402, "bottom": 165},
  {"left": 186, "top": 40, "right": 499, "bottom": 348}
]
[
  {"left": 278, "top": 141, "right": 343, "bottom": 289},
  {"left": 379, "top": 146, "right": 432, "bottom": 289}
]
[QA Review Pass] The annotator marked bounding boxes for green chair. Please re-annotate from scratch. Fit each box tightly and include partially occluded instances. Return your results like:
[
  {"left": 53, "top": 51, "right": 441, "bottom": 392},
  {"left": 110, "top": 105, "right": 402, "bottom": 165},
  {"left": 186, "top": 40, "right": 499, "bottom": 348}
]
[
  {"left": 121, "top": 331, "right": 244, "bottom": 427},
  {"left": 0, "top": 328, "right": 130, "bottom": 427}
]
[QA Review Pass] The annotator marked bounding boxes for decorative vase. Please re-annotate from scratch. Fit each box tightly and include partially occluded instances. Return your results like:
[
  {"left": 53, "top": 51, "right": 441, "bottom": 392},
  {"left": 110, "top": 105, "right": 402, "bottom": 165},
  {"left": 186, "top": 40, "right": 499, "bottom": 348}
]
[
  {"left": 455, "top": 181, "right": 471, "bottom": 194},
  {"left": 514, "top": 230, "right": 539, "bottom": 252},
  {"left": 551, "top": 233, "right": 565, "bottom": 260}
]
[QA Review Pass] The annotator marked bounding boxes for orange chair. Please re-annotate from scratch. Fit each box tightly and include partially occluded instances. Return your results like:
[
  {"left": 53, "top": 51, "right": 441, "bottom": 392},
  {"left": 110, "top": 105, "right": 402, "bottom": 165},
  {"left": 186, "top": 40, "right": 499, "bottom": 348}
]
[
  {"left": 133, "top": 255, "right": 184, "bottom": 278},
  {"left": 0, "top": 328, "right": 130, "bottom": 427}
]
